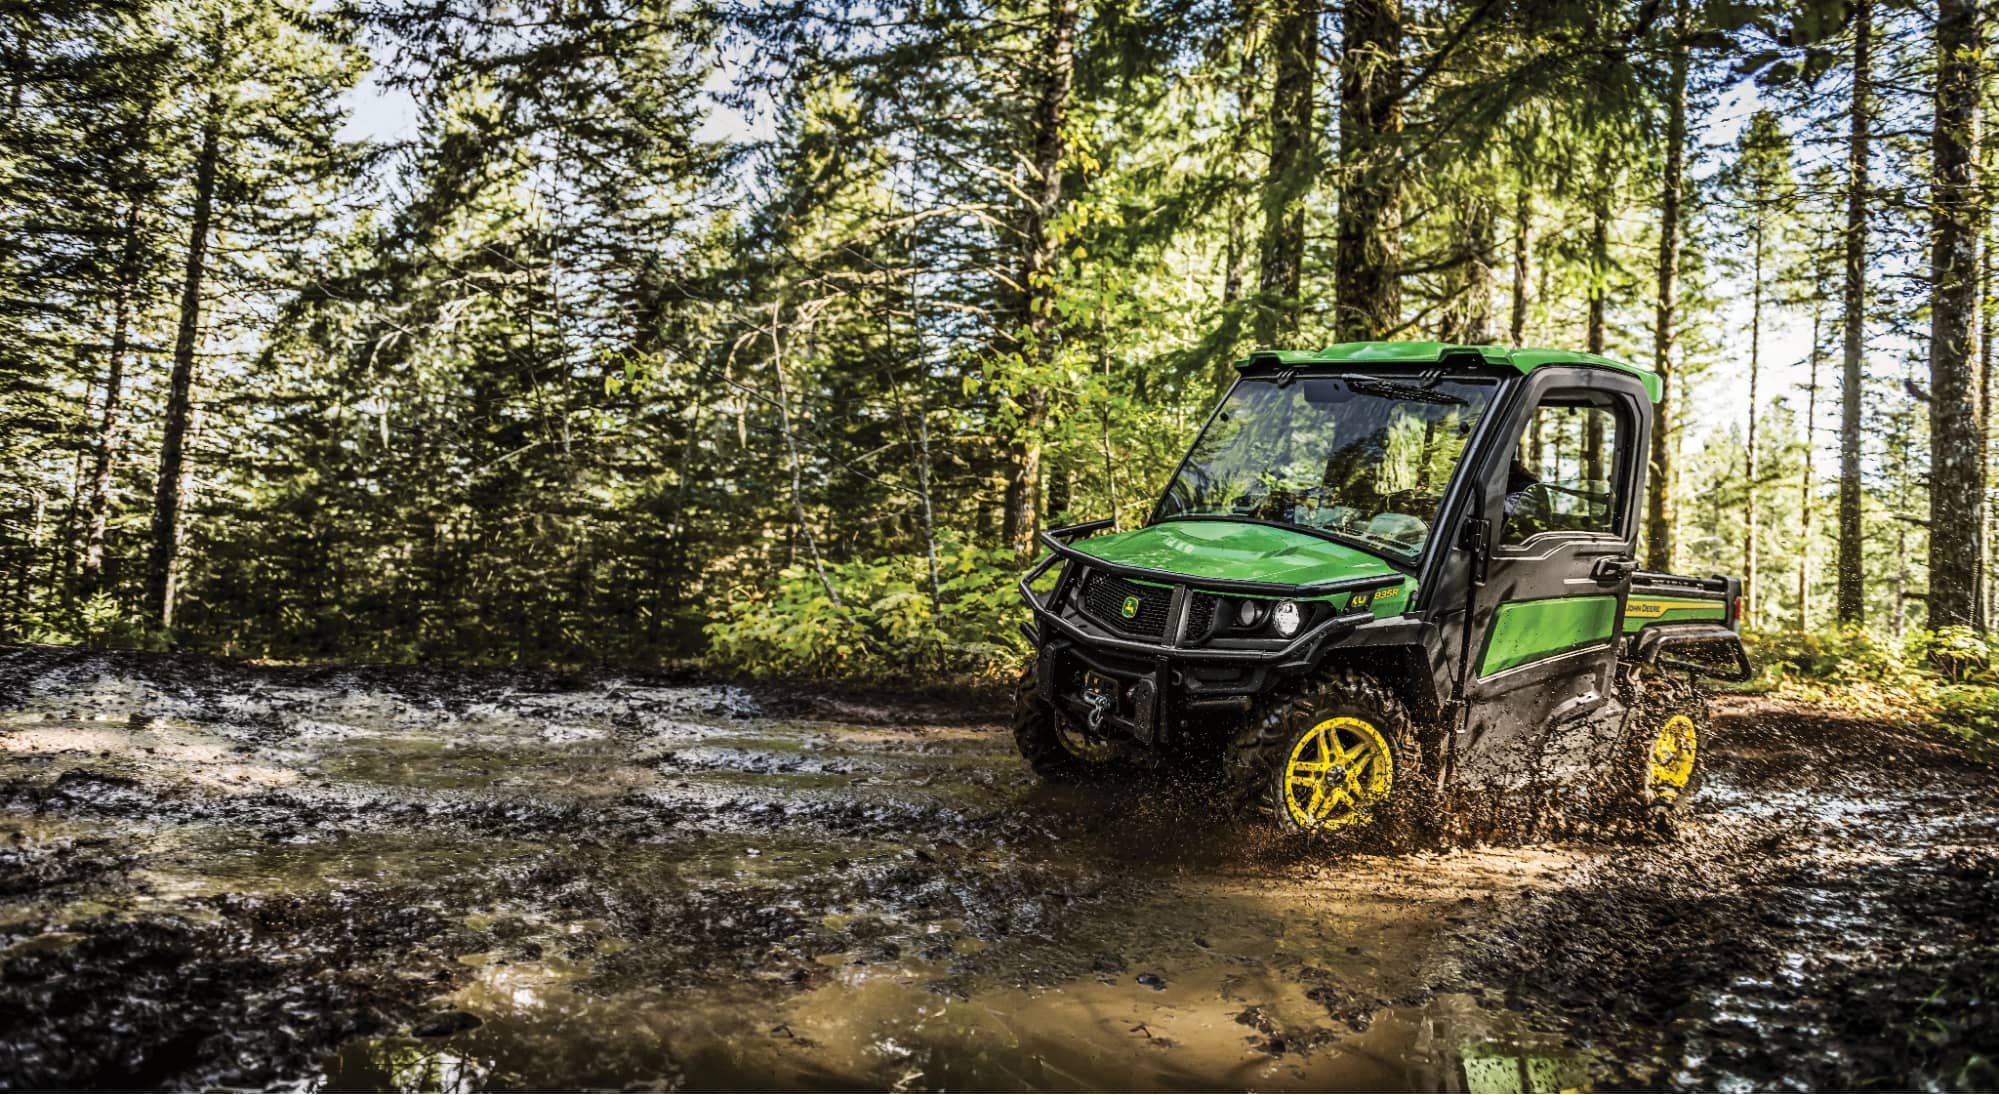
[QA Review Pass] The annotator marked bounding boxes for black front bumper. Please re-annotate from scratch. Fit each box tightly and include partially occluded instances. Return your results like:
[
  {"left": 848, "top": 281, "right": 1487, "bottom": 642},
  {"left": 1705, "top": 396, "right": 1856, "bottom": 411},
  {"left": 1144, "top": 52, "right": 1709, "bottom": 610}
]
[{"left": 1018, "top": 522, "right": 1399, "bottom": 744}]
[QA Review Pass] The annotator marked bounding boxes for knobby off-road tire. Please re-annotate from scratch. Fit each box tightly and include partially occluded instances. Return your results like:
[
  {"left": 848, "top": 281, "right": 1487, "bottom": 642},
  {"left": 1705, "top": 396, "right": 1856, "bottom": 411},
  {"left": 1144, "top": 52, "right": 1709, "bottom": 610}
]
[
  {"left": 1616, "top": 671, "right": 1710, "bottom": 829},
  {"left": 1012, "top": 660, "right": 1117, "bottom": 783},
  {"left": 1226, "top": 667, "right": 1427, "bottom": 841}
]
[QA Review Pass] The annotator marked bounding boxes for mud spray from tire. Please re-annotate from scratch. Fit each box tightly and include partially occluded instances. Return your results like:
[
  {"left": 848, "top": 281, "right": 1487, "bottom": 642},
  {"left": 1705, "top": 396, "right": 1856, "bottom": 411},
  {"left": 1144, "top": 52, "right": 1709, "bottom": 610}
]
[{"left": 1, "top": 644, "right": 1994, "bottom": 1091}]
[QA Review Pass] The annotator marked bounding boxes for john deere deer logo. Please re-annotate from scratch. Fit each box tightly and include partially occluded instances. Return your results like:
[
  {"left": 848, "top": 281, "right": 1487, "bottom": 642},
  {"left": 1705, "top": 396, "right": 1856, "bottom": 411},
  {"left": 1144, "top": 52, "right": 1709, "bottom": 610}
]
[{"left": 1121, "top": 595, "right": 1140, "bottom": 619}]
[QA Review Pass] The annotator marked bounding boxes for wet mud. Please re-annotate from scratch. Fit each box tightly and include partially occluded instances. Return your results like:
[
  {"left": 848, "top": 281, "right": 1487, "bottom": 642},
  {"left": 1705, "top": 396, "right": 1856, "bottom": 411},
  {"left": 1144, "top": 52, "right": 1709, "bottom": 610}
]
[{"left": 0, "top": 643, "right": 1993, "bottom": 1091}]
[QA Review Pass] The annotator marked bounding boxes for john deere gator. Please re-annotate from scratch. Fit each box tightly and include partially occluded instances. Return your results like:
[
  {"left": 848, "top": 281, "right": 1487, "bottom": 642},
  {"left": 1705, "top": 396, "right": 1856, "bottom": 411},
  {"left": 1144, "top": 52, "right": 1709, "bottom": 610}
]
[{"left": 1013, "top": 341, "right": 1749, "bottom": 834}]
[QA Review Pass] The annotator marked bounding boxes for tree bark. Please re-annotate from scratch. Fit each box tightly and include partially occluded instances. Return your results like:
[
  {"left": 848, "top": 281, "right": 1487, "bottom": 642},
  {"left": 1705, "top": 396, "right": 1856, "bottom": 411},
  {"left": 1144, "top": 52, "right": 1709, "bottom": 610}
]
[
  {"left": 1442, "top": 190, "right": 1494, "bottom": 343},
  {"left": 1585, "top": 163, "right": 1609, "bottom": 479},
  {"left": 1509, "top": 184, "right": 1530, "bottom": 346},
  {"left": 1800, "top": 298, "right": 1821, "bottom": 633},
  {"left": 1745, "top": 229, "right": 1763, "bottom": 628},
  {"left": 81, "top": 184, "right": 148, "bottom": 598},
  {"left": 1586, "top": 159, "right": 1610, "bottom": 357},
  {"left": 1645, "top": 0, "right": 1688, "bottom": 572},
  {"left": 1836, "top": 0, "right": 1872, "bottom": 623},
  {"left": 146, "top": 91, "right": 222, "bottom": 636},
  {"left": 1218, "top": 0, "right": 1262, "bottom": 388},
  {"left": 1927, "top": 0, "right": 1984, "bottom": 631},
  {"left": 1334, "top": 0, "right": 1403, "bottom": 341},
  {"left": 1000, "top": 0, "right": 1078, "bottom": 563},
  {"left": 768, "top": 298, "right": 842, "bottom": 612},
  {"left": 1983, "top": 229, "right": 1995, "bottom": 629},
  {"left": 1253, "top": 0, "right": 1315, "bottom": 346}
]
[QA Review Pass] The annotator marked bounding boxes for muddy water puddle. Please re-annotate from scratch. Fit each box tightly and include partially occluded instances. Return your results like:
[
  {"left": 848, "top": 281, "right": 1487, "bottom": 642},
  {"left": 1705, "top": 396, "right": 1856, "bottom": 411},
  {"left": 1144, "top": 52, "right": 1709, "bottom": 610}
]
[
  {"left": 3, "top": 649, "right": 1995, "bottom": 1091},
  {"left": 320, "top": 960, "right": 1591, "bottom": 1092}
]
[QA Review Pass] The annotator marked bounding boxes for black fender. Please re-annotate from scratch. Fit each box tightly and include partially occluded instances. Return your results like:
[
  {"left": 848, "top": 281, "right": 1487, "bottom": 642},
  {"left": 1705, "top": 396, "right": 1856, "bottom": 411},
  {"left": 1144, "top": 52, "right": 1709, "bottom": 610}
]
[{"left": 1630, "top": 622, "right": 1752, "bottom": 683}]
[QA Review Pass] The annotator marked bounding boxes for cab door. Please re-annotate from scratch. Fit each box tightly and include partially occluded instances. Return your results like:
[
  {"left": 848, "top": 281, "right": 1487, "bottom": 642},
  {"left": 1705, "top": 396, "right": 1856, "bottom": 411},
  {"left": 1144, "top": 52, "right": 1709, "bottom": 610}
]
[{"left": 1451, "top": 366, "right": 1650, "bottom": 789}]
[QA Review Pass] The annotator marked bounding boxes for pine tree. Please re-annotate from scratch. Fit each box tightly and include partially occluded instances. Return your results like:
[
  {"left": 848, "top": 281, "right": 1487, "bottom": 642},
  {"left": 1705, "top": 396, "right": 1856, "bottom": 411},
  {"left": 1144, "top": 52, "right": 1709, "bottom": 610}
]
[
  {"left": 1926, "top": 0, "right": 1985, "bottom": 631},
  {"left": 1837, "top": 0, "right": 1874, "bottom": 623},
  {"left": 1718, "top": 110, "right": 1801, "bottom": 628},
  {"left": 1334, "top": 0, "right": 1403, "bottom": 340},
  {"left": 1252, "top": 0, "right": 1315, "bottom": 345},
  {"left": 1646, "top": 0, "right": 1689, "bottom": 570}
]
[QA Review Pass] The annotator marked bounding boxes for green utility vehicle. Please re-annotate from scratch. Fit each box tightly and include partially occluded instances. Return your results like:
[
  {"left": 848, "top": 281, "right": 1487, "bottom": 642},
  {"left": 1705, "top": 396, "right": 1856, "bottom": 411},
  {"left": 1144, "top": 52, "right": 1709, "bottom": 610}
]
[{"left": 1014, "top": 341, "right": 1749, "bottom": 834}]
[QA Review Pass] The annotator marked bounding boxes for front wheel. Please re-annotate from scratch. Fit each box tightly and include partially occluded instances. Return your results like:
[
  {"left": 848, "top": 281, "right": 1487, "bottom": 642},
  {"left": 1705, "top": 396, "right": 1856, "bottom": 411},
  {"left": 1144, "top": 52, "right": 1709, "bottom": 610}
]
[
  {"left": 1227, "top": 668, "right": 1425, "bottom": 838},
  {"left": 1013, "top": 660, "right": 1123, "bottom": 783}
]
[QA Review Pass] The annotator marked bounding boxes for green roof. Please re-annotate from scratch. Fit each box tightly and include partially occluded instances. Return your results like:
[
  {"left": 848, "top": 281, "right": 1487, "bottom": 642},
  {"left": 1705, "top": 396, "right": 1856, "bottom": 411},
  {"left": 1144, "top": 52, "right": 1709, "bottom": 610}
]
[{"left": 1235, "top": 341, "right": 1662, "bottom": 403}]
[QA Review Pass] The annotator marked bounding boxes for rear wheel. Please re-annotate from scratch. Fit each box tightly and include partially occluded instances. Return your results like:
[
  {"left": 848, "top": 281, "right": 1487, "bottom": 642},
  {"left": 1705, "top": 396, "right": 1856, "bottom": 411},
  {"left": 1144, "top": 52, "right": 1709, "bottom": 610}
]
[
  {"left": 1618, "top": 673, "right": 1709, "bottom": 824},
  {"left": 1013, "top": 660, "right": 1122, "bottom": 783},
  {"left": 1227, "top": 668, "right": 1425, "bottom": 838}
]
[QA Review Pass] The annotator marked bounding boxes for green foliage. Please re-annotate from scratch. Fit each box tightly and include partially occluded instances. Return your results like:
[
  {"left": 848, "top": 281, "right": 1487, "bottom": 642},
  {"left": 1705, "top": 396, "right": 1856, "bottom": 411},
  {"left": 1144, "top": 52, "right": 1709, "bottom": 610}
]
[
  {"left": 0, "top": 0, "right": 1977, "bottom": 693},
  {"left": 1748, "top": 625, "right": 1999, "bottom": 743},
  {"left": 704, "top": 543, "right": 1028, "bottom": 682}
]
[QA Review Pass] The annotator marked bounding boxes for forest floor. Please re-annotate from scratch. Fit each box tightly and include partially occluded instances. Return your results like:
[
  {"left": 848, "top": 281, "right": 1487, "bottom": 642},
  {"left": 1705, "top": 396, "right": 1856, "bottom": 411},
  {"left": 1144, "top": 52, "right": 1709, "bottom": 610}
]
[{"left": 0, "top": 644, "right": 1995, "bottom": 1092}]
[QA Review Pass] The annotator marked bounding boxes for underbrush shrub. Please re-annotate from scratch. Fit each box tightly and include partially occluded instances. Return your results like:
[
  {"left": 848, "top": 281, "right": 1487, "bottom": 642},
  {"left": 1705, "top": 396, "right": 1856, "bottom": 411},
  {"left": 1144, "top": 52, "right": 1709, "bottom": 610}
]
[
  {"left": 703, "top": 541, "right": 1028, "bottom": 682},
  {"left": 1746, "top": 624, "right": 1999, "bottom": 741}
]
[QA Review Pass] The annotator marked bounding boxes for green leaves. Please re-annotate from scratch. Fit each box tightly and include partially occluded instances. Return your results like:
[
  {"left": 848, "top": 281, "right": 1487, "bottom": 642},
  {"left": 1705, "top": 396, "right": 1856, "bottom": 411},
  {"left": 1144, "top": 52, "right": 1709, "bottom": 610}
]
[{"left": 703, "top": 542, "right": 1029, "bottom": 681}]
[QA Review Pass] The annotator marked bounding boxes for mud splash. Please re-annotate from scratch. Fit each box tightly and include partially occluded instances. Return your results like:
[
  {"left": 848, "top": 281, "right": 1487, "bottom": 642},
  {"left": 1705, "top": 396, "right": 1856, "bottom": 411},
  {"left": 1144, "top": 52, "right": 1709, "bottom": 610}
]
[{"left": 1, "top": 645, "right": 1994, "bottom": 1091}]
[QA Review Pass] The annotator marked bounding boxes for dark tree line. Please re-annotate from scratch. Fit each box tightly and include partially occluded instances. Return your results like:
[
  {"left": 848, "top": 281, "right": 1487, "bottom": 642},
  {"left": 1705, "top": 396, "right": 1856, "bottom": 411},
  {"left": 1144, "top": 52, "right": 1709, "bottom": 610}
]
[{"left": 0, "top": 0, "right": 1992, "bottom": 669}]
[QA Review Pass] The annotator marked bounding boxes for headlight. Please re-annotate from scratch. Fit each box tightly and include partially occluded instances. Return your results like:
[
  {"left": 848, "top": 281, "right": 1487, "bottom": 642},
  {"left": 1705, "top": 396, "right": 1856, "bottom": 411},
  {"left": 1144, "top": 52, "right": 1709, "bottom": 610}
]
[
  {"left": 1271, "top": 600, "right": 1302, "bottom": 637},
  {"left": 1235, "top": 599, "right": 1265, "bottom": 628}
]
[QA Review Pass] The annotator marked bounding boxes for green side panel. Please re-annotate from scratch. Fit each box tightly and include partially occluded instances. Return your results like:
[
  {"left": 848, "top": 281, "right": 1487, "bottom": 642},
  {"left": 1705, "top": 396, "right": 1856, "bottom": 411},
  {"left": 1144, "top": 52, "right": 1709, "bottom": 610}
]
[
  {"left": 1073, "top": 521, "right": 1401, "bottom": 588},
  {"left": 1233, "top": 341, "right": 1662, "bottom": 403},
  {"left": 1371, "top": 578, "right": 1417, "bottom": 618},
  {"left": 1478, "top": 595, "right": 1619, "bottom": 677},
  {"left": 1619, "top": 599, "right": 1727, "bottom": 633}
]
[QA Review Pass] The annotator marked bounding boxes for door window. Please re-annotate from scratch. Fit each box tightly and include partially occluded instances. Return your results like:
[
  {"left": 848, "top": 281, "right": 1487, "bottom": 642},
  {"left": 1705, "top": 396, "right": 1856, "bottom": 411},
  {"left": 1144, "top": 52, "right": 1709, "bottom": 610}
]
[{"left": 1503, "top": 395, "right": 1626, "bottom": 543}]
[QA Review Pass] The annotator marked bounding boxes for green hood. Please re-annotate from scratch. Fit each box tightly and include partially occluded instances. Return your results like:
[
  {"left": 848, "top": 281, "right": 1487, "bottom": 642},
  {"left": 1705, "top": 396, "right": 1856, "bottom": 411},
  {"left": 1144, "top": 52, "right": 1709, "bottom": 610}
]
[{"left": 1070, "top": 520, "right": 1402, "bottom": 590}]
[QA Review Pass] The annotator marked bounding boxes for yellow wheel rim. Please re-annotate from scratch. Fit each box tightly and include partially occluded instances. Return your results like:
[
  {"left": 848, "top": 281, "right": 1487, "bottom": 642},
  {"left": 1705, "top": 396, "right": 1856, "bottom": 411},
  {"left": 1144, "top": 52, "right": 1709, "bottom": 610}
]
[
  {"left": 1648, "top": 714, "right": 1698, "bottom": 802},
  {"left": 1281, "top": 716, "right": 1394, "bottom": 831}
]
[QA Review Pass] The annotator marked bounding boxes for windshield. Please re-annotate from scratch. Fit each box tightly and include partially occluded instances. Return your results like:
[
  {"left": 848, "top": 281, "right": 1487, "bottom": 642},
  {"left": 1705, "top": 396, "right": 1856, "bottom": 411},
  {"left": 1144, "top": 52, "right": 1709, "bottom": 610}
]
[{"left": 1154, "top": 374, "right": 1497, "bottom": 559}]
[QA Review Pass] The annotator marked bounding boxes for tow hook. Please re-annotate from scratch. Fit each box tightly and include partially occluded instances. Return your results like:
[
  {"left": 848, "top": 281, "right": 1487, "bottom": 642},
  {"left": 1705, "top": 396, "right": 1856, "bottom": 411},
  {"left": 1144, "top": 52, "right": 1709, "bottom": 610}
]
[{"left": 1085, "top": 690, "right": 1114, "bottom": 732}]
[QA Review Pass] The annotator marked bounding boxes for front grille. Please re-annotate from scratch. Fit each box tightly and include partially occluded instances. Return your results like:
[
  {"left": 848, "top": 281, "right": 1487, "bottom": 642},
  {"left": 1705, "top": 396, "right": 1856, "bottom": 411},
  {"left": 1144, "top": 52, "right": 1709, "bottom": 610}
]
[
  {"left": 1081, "top": 570, "right": 1172, "bottom": 637},
  {"left": 1184, "top": 593, "right": 1217, "bottom": 639}
]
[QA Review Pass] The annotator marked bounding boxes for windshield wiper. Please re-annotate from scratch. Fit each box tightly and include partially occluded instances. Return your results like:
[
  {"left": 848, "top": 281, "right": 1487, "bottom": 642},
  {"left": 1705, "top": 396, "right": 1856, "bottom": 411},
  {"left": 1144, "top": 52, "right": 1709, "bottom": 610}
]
[{"left": 1340, "top": 375, "right": 1467, "bottom": 406}]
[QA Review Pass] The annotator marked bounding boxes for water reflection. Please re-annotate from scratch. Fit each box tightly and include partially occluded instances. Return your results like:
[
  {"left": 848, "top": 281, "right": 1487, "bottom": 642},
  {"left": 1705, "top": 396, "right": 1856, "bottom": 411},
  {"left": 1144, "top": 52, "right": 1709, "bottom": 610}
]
[
  {"left": 316, "top": 973, "right": 1595, "bottom": 1093},
  {"left": 1458, "top": 1042, "right": 1593, "bottom": 1093},
  {"left": 326, "top": 1043, "right": 492, "bottom": 1093}
]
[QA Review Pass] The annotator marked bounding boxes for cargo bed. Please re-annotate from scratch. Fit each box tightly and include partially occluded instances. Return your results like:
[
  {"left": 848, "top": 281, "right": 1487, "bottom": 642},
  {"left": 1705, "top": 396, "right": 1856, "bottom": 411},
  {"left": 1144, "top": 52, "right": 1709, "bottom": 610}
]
[{"left": 1622, "top": 570, "right": 1749, "bottom": 681}]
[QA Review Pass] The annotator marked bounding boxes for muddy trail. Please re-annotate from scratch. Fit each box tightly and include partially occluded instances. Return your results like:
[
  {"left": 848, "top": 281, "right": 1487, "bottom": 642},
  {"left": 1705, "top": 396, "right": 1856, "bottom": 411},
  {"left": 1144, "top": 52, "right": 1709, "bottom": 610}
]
[{"left": 0, "top": 645, "right": 1994, "bottom": 1092}]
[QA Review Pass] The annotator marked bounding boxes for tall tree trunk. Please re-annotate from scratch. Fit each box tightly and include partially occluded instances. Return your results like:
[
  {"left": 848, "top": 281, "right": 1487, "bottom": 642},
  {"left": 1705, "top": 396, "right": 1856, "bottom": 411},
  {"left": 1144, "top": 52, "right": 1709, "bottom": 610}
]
[
  {"left": 1927, "top": 0, "right": 1984, "bottom": 631},
  {"left": 1334, "top": 0, "right": 1403, "bottom": 341},
  {"left": 50, "top": 452, "right": 84, "bottom": 599},
  {"left": 891, "top": 241, "right": 941, "bottom": 609},
  {"left": 81, "top": 185, "right": 147, "bottom": 598},
  {"left": 768, "top": 298, "right": 842, "bottom": 612},
  {"left": 1509, "top": 184, "right": 1531, "bottom": 345},
  {"left": 1584, "top": 164, "right": 1609, "bottom": 479},
  {"left": 1253, "top": 0, "right": 1315, "bottom": 346},
  {"left": 1975, "top": 228, "right": 1991, "bottom": 623},
  {"left": 1895, "top": 522, "right": 1908, "bottom": 637},
  {"left": 1443, "top": 190, "right": 1494, "bottom": 343},
  {"left": 1645, "top": 0, "right": 1689, "bottom": 571},
  {"left": 11, "top": 488, "right": 44, "bottom": 625},
  {"left": 145, "top": 91, "right": 222, "bottom": 636},
  {"left": 1000, "top": 0, "right": 1079, "bottom": 563},
  {"left": 1098, "top": 312, "right": 1123, "bottom": 529},
  {"left": 1745, "top": 231, "right": 1763, "bottom": 628},
  {"left": 1800, "top": 295, "right": 1823, "bottom": 633},
  {"left": 1218, "top": 0, "right": 1263, "bottom": 387},
  {"left": 1837, "top": 0, "right": 1873, "bottom": 623}
]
